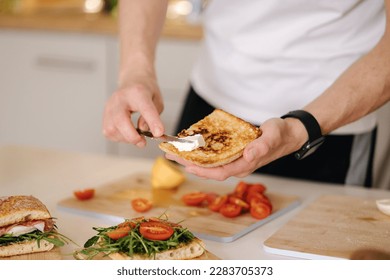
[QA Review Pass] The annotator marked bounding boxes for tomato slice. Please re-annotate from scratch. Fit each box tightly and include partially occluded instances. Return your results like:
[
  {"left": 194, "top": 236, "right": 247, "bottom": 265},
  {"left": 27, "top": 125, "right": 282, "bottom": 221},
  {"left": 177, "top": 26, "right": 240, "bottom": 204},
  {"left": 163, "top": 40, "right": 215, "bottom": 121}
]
[
  {"left": 74, "top": 188, "right": 95, "bottom": 200},
  {"left": 117, "top": 220, "right": 137, "bottom": 229},
  {"left": 234, "top": 181, "right": 249, "bottom": 199},
  {"left": 208, "top": 195, "right": 228, "bottom": 212},
  {"left": 246, "top": 191, "right": 269, "bottom": 204},
  {"left": 149, "top": 217, "right": 182, "bottom": 228},
  {"left": 131, "top": 198, "right": 153, "bottom": 213},
  {"left": 228, "top": 196, "right": 250, "bottom": 210},
  {"left": 182, "top": 192, "right": 207, "bottom": 206},
  {"left": 139, "top": 221, "right": 174, "bottom": 241},
  {"left": 205, "top": 192, "right": 218, "bottom": 204},
  {"left": 219, "top": 203, "right": 242, "bottom": 218},
  {"left": 247, "top": 183, "right": 267, "bottom": 193},
  {"left": 106, "top": 225, "right": 131, "bottom": 240},
  {"left": 250, "top": 201, "right": 271, "bottom": 220}
]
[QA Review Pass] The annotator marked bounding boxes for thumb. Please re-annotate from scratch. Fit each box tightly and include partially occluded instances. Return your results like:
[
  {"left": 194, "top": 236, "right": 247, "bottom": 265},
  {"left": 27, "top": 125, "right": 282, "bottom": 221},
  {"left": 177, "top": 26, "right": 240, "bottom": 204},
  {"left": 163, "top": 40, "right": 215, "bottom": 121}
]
[{"left": 243, "top": 139, "right": 269, "bottom": 163}]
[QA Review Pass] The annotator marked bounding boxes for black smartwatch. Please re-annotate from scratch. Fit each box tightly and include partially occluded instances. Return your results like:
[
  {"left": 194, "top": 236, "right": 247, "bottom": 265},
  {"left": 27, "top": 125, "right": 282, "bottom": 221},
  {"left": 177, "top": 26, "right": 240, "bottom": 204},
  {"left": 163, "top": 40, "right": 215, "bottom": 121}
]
[{"left": 281, "top": 110, "right": 325, "bottom": 160}]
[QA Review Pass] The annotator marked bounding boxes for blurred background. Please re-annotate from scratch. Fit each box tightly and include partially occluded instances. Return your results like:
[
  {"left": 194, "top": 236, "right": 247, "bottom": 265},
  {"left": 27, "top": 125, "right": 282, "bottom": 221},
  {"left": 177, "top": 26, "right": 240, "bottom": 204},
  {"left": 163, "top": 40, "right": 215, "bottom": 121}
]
[
  {"left": 0, "top": 0, "right": 202, "bottom": 156},
  {"left": 0, "top": 0, "right": 389, "bottom": 189}
]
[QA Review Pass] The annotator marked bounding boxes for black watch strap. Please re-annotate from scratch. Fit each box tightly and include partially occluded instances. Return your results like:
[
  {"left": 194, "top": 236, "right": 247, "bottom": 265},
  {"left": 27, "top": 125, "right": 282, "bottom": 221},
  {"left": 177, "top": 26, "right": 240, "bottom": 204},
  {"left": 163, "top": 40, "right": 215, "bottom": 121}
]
[{"left": 281, "top": 110, "right": 322, "bottom": 142}]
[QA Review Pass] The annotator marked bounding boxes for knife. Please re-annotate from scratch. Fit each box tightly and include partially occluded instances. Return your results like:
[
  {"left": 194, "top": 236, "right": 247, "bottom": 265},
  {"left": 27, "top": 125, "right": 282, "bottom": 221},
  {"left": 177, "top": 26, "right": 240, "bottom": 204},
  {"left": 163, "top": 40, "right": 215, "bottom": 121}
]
[{"left": 136, "top": 128, "right": 194, "bottom": 143}]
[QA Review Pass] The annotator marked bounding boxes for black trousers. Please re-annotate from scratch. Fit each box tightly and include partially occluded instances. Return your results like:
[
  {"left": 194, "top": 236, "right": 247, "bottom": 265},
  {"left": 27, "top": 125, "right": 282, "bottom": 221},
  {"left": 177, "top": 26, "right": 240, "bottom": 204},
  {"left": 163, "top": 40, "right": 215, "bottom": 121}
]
[{"left": 174, "top": 86, "right": 376, "bottom": 187}]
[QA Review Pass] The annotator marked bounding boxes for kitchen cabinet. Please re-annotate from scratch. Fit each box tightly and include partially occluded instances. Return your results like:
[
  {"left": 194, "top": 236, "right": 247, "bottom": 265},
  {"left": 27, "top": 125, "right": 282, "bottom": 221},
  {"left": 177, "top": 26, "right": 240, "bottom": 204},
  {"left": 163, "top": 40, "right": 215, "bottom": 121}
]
[
  {"left": 0, "top": 29, "right": 109, "bottom": 154},
  {"left": 0, "top": 29, "right": 201, "bottom": 158}
]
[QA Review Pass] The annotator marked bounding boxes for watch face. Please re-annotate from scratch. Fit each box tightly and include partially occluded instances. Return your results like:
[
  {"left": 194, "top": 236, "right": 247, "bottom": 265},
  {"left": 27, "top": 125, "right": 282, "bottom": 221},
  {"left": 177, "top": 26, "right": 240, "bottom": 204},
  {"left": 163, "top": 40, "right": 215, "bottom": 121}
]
[{"left": 294, "top": 137, "right": 325, "bottom": 160}]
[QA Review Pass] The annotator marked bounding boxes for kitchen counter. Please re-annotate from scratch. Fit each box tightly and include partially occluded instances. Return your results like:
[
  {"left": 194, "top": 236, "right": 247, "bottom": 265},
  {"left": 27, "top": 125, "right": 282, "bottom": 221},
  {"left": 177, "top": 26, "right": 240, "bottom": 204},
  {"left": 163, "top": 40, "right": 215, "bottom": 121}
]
[
  {"left": 0, "top": 11, "right": 203, "bottom": 40},
  {"left": 1, "top": 145, "right": 389, "bottom": 260}
]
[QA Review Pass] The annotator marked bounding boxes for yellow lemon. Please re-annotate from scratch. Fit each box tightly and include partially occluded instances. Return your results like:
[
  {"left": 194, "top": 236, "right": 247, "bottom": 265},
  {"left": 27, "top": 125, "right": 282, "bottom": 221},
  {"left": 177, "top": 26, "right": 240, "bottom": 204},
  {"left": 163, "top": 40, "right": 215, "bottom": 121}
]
[{"left": 151, "top": 157, "right": 186, "bottom": 189}]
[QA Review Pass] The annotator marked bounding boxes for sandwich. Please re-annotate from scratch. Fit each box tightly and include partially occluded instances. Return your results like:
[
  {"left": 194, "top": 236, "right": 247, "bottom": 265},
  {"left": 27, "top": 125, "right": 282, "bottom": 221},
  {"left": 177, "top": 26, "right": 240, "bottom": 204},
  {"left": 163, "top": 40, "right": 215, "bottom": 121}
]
[
  {"left": 76, "top": 216, "right": 205, "bottom": 260},
  {"left": 159, "top": 109, "right": 262, "bottom": 167},
  {"left": 0, "top": 195, "right": 70, "bottom": 258}
]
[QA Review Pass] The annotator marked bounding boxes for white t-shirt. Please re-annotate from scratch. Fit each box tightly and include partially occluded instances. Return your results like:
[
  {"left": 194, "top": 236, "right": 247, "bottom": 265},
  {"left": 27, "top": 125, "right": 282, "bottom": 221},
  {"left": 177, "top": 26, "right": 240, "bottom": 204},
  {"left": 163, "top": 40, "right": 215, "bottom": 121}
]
[{"left": 190, "top": 0, "right": 385, "bottom": 134}]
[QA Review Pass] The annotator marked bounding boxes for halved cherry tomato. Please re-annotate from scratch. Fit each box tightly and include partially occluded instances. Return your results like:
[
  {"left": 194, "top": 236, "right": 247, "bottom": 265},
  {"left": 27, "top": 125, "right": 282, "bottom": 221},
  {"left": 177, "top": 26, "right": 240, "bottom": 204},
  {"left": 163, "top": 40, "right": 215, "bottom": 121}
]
[
  {"left": 250, "top": 201, "right": 271, "bottom": 220},
  {"left": 219, "top": 203, "right": 242, "bottom": 218},
  {"left": 247, "top": 183, "right": 267, "bottom": 193},
  {"left": 228, "top": 196, "right": 250, "bottom": 210},
  {"left": 205, "top": 192, "right": 218, "bottom": 204},
  {"left": 74, "top": 188, "right": 95, "bottom": 200},
  {"left": 250, "top": 196, "right": 273, "bottom": 212},
  {"left": 149, "top": 217, "right": 182, "bottom": 228},
  {"left": 117, "top": 220, "right": 137, "bottom": 229},
  {"left": 106, "top": 225, "right": 131, "bottom": 240},
  {"left": 182, "top": 192, "right": 207, "bottom": 206},
  {"left": 208, "top": 195, "right": 228, "bottom": 212},
  {"left": 246, "top": 191, "right": 269, "bottom": 205},
  {"left": 139, "top": 221, "right": 174, "bottom": 241},
  {"left": 131, "top": 198, "right": 153, "bottom": 213},
  {"left": 234, "top": 181, "right": 249, "bottom": 199}
]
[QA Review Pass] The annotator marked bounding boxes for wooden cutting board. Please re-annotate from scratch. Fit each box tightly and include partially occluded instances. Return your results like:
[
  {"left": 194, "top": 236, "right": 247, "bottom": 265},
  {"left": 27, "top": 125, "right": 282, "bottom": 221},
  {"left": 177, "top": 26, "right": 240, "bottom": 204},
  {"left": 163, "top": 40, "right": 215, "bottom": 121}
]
[
  {"left": 1, "top": 247, "right": 62, "bottom": 260},
  {"left": 58, "top": 172, "right": 300, "bottom": 243},
  {"left": 263, "top": 194, "right": 390, "bottom": 259}
]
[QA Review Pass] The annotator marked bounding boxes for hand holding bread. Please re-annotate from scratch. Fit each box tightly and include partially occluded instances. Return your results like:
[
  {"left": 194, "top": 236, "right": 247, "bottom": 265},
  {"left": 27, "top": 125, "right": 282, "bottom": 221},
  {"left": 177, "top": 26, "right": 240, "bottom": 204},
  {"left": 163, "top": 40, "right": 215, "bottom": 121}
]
[
  {"left": 159, "top": 109, "right": 262, "bottom": 167},
  {"left": 163, "top": 110, "right": 308, "bottom": 181}
]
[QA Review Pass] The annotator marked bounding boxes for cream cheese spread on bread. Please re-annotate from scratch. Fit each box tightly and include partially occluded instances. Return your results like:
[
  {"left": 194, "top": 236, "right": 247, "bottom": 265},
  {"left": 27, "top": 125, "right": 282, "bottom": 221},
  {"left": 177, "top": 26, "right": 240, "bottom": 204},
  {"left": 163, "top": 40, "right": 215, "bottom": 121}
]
[
  {"left": 168, "top": 134, "right": 205, "bottom": 152},
  {"left": 6, "top": 221, "right": 45, "bottom": 237}
]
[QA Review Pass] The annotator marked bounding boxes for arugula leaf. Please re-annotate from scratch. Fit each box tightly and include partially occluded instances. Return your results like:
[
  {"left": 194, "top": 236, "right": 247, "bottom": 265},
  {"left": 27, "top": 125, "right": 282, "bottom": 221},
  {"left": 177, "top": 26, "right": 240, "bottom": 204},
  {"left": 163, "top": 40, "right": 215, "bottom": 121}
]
[{"left": 0, "top": 230, "right": 75, "bottom": 248}]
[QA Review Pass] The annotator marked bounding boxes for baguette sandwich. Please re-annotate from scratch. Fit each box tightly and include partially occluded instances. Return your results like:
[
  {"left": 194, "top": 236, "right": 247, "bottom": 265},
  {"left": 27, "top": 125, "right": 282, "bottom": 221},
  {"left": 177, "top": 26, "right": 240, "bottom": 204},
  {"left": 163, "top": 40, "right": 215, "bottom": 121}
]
[
  {"left": 0, "top": 195, "right": 69, "bottom": 258},
  {"left": 76, "top": 216, "right": 205, "bottom": 260},
  {"left": 159, "top": 109, "right": 262, "bottom": 167}
]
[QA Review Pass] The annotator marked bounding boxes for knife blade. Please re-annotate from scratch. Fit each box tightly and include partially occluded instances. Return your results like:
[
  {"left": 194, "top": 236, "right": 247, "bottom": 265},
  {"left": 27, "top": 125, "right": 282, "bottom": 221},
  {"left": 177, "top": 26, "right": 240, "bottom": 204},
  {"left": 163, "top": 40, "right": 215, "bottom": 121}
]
[{"left": 136, "top": 128, "right": 194, "bottom": 143}]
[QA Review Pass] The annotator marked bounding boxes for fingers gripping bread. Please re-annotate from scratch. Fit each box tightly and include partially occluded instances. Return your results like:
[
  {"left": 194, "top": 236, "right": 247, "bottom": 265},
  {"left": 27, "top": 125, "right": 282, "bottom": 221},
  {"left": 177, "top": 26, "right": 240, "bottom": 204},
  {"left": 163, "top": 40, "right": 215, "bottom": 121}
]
[{"left": 159, "top": 109, "right": 262, "bottom": 167}]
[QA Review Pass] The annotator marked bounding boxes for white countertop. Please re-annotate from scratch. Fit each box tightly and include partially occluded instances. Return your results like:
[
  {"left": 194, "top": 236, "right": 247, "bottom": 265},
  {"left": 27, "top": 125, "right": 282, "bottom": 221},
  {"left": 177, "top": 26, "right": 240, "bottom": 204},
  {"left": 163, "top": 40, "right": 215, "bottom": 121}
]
[{"left": 1, "top": 145, "right": 389, "bottom": 260}]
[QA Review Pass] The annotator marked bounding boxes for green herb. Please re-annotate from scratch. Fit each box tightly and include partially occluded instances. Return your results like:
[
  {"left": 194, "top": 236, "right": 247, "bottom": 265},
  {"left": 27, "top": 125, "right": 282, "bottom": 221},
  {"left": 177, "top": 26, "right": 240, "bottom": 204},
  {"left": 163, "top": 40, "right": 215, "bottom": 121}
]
[
  {"left": 77, "top": 217, "right": 196, "bottom": 260},
  {"left": 0, "top": 230, "right": 74, "bottom": 248}
]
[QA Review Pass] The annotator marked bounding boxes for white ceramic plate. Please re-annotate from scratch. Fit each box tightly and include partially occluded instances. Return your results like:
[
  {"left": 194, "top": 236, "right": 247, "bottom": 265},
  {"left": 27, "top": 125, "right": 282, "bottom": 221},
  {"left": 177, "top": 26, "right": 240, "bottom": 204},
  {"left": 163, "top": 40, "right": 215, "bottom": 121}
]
[{"left": 376, "top": 199, "right": 390, "bottom": 216}]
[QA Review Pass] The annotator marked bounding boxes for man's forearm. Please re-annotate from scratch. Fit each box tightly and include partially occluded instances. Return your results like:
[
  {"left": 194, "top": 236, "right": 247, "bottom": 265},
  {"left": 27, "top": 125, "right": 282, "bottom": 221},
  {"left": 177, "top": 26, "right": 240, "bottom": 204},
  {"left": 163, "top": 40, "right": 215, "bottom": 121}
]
[
  {"left": 118, "top": 0, "right": 168, "bottom": 85},
  {"left": 304, "top": 28, "right": 390, "bottom": 135}
]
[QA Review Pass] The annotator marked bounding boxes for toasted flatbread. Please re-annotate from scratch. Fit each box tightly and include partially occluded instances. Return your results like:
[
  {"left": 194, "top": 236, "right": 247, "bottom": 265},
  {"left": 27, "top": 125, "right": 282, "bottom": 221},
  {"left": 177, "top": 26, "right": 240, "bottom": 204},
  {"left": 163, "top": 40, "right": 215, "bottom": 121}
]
[
  {"left": 0, "top": 196, "right": 51, "bottom": 228},
  {"left": 108, "top": 238, "right": 205, "bottom": 260},
  {"left": 75, "top": 217, "right": 206, "bottom": 260},
  {"left": 159, "top": 109, "right": 262, "bottom": 167}
]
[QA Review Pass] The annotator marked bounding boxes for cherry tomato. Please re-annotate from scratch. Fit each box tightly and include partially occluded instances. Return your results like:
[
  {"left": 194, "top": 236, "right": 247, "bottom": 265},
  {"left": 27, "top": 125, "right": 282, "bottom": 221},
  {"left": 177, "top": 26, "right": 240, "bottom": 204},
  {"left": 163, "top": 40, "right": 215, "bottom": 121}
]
[
  {"left": 117, "top": 220, "right": 137, "bottom": 229},
  {"left": 106, "top": 226, "right": 131, "bottom": 240},
  {"left": 139, "top": 221, "right": 174, "bottom": 241},
  {"left": 247, "top": 183, "right": 267, "bottom": 193},
  {"left": 205, "top": 192, "right": 218, "bottom": 204},
  {"left": 131, "top": 198, "right": 153, "bottom": 213},
  {"left": 74, "top": 188, "right": 95, "bottom": 200},
  {"left": 219, "top": 203, "right": 242, "bottom": 218},
  {"left": 246, "top": 191, "right": 269, "bottom": 205},
  {"left": 228, "top": 196, "right": 250, "bottom": 210},
  {"left": 250, "top": 201, "right": 271, "bottom": 220},
  {"left": 208, "top": 195, "right": 228, "bottom": 212},
  {"left": 234, "top": 181, "right": 249, "bottom": 199},
  {"left": 149, "top": 217, "right": 182, "bottom": 228},
  {"left": 181, "top": 192, "right": 207, "bottom": 206},
  {"left": 251, "top": 197, "right": 273, "bottom": 213}
]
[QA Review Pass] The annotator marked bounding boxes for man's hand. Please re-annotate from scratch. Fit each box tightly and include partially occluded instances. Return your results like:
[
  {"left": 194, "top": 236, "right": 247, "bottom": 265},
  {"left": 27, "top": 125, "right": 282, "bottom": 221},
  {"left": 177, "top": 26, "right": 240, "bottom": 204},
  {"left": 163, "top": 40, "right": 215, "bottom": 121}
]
[
  {"left": 102, "top": 73, "right": 164, "bottom": 148},
  {"left": 165, "top": 117, "right": 308, "bottom": 180}
]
